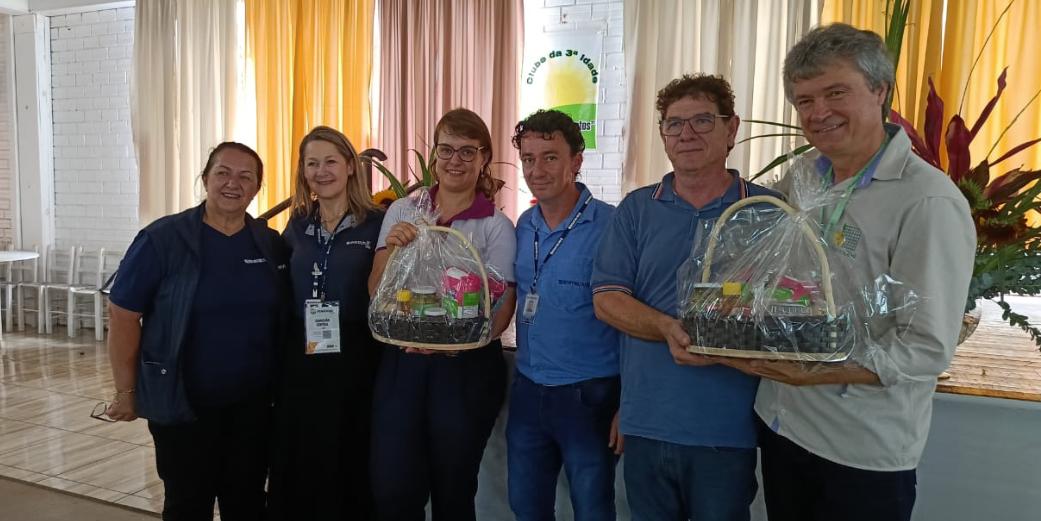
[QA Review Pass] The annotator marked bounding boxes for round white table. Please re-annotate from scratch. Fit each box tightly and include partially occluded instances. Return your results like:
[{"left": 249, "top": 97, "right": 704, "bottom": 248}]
[
  {"left": 0, "top": 250, "right": 40, "bottom": 345},
  {"left": 0, "top": 250, "right": 40, "bottom": 263}
]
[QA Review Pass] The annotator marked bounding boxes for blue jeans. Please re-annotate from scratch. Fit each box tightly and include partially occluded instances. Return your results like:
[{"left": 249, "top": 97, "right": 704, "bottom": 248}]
[
  {"left": 506, "top": 372, "right": 620, "bottom": 521},
  {"left": 623, "top": 436, "right": 758, "bottom": 521}
]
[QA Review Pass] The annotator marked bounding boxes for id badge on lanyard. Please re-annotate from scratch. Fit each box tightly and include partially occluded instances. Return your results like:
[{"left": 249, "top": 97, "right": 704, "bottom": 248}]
[
  {"left": 522, "top": 195, "right": 593, "bottom": 326},
  {"left": 521, "top": 293, "right": 540, "bottom": 324},
  {"left": 305, "top": 299, "right": 341, "bottom": 354},
  {"left": 304, "top": 212, "right": 348, "bottom": 354}
]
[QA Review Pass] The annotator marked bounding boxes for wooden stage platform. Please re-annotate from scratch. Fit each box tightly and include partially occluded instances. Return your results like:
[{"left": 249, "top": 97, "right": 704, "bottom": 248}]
[{"left": 938, "top": 296, "right": 1041, "bottom": 402}]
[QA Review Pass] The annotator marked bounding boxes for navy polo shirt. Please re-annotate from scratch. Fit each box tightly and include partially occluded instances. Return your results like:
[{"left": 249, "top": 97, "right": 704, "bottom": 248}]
[
  {"left": 283, "top": 210, "right": 384, "bottom": 321},
  {"left": 591, "top": 170, "right": 778, "bottom": 448},
  {"left": 280, "top": 209, "right": 384, "bottom": 396},
  {"left": 111, "top": 225, "right": 280, "bottom": 408},
  {"left": 514, "top": 183, "right": 619, "bottom": 385}
]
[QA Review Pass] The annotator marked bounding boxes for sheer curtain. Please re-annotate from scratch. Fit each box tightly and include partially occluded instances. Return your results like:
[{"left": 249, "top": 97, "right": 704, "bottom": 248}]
[
  {"left": 245, "top": 0, "right": 376, "bottom": 231},
  {"left": 376, "top": 0, "right": 523, "bottom": 219},
  {"left": 622, "top": 0, "right": 820, "bottom": 191},
  {"left": 132, "top": 0, "right": 239, "bottom": 225}
]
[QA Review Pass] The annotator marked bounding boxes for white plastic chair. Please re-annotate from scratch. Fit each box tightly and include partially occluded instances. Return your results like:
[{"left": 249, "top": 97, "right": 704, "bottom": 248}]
[
  {"left": 14, "top": 245, "right": 43, "bottom": 333},
  {"left": 61, "top": 247, "right": 121, "bottom": 341},
  {"left": 20, "top": 245, "right": 75, "bottom": 334}
]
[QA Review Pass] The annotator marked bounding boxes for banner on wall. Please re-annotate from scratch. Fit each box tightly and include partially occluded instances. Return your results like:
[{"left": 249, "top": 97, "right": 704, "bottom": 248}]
[{"left": 521, "top": 31, "right": 602, "bottom": 149}]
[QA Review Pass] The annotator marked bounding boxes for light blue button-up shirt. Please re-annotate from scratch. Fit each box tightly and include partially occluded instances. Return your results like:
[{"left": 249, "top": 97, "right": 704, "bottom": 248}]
[{"left": 514, "top": 183, "right": 619, "bottom": 385}]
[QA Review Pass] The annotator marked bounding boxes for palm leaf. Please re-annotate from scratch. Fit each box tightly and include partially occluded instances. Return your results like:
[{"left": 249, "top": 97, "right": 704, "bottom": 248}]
[
  {"left": 736, "top": 133, "right": 804, "bottom": 144},
  {"left": 365, "top": 158, "right": 409, "bottom": 198},
  {"left": 742, "top": 119, "right": 804, "bottom": 131},
  {"left": 749, "top": 144, "right": 815, "bottom": 182}
]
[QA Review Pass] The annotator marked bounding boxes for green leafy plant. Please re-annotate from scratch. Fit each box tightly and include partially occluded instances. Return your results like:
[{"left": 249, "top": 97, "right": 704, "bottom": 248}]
[
  {"left": 891, "top": 68, "right": 1041, "bottom": 348},
  {"left": 363, "top": 146, "right": 437, "bottom": 206},
  {"left": 888, "top": 0, "right": 1041, "bottom": 348}
]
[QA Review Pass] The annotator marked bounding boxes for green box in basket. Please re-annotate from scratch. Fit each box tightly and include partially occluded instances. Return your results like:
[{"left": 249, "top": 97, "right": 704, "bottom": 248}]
[{"left": 443, "top": 292, "right": 479, "bottom": 319}]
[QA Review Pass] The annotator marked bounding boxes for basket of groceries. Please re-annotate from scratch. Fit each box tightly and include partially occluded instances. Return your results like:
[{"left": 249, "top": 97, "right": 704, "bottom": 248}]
[{"left": 680, "top": 195, "right": 853, "bottom": 362}]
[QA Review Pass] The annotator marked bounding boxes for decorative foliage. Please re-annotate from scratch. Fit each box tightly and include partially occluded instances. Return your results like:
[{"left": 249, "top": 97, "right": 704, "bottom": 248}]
[
  {"left": 363, "top": 146, "right": 437, "bottom": 208},
  {"left": 892, "top": 68, "right": 1041, "bottom": 349}
]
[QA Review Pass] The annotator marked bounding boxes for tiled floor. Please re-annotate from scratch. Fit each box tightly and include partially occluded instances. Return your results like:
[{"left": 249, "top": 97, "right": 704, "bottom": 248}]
[{"left": 0, "top": 331, "right": 165, "bottom": 515}]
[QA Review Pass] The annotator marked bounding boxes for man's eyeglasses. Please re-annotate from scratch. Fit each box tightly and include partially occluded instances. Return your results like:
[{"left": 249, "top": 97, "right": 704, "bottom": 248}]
[
  {"left": 90, "top": 402, "right": 116, "bottom": 422},
  {"left": 659, "top": 114, "right": 733, "bottom": 136},
  {"left": 434, "top": 144, "right": 486, "bottom": 162}
]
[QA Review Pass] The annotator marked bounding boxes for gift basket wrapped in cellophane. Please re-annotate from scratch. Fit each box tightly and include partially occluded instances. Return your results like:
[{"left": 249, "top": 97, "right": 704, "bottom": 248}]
[
  {"left": 369, "top": 189, "right": 507, "bottom": 350},
  {"left": 677, "top": 156, "right": 919, "bottom": 363}
]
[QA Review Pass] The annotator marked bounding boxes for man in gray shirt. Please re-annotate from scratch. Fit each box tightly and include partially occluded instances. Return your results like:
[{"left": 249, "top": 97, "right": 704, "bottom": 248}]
[{"left": 722, "top": 23, "right": 976, "bottom": 521}]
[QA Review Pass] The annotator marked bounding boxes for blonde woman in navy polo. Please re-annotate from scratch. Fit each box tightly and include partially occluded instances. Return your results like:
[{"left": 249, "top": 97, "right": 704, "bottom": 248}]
[
  {"left": 267, "top": 126, "right": 385, "bottom": 520},
  {"left": 367, "top": 108, "right": 517, "bottom": 521}
]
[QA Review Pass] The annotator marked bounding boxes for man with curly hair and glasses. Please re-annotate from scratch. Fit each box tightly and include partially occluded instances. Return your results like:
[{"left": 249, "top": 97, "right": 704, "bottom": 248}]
[{"left": 591, "top": 74, "right": 778, "bottom": 520}]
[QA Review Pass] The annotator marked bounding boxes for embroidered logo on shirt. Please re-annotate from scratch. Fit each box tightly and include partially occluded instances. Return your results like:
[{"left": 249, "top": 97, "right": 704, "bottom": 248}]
[
  {"left": 344, "top": 240, "right": 372, "bottom": 249},
  {"left": 243, "top": 258, "right": 268, "bottom": 264},
  {"left": 558, "top": 279, "right": 590, "bottom": 287}
]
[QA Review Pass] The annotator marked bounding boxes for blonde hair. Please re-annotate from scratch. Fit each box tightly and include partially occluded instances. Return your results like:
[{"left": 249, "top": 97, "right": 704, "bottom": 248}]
[{"left": 291, "top": 126, "right": 379, "bottom": 222}]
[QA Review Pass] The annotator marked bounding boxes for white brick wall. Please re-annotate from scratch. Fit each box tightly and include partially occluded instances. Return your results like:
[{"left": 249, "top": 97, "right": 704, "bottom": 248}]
[
  {"left": 0, "top": 16, "right": 15, "bottom": 245},
  {"left": 50, "top": 7, "right": 137, "bottom": 252},
  {"left": 525, "top": 0, "right": 627, "bottom": 205}
]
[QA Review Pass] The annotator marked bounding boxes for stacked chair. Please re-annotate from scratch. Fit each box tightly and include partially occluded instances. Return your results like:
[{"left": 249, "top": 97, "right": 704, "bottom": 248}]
[{"left": 7, "top": 244, "right": 123, "bottom": 341}]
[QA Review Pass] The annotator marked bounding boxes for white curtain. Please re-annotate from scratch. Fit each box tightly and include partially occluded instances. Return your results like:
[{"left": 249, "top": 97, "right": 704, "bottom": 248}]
[
  {"left": 132, "top": 0, "right": 239, "bottom": 225},
  {"left": 622, "top": 0, "right": 820, "bottom": 191}
]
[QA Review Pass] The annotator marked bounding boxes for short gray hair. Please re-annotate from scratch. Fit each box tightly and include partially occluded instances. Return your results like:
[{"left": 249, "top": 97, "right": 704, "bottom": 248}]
[{"left": 783, "top": 23, "right": 895, "bottom": 102}]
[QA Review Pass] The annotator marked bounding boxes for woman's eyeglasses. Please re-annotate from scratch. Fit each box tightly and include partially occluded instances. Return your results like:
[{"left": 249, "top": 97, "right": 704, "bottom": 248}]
[{"left": 434, "top": 144, "right": 486, "bottom": 162}]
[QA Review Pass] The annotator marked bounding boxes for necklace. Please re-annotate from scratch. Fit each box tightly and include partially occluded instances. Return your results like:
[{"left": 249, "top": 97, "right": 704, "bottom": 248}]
[{"left": 320, "top": 208, "right": 348, "bottom": 223}]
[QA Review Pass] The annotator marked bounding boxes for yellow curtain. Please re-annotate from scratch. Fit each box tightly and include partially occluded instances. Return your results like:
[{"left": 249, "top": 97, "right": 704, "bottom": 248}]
[
  {"left": 937, "top": 1, "right": 1041, "bottom": 175},
  {"left": 823, "top": 0, "right": 1041, "bottom": 174},
  {"left": 245, "top": 0, "right": 375, "bottom": 231}
]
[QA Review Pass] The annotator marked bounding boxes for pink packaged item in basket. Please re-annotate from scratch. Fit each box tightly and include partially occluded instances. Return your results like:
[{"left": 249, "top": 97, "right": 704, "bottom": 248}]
[{"left": 441, "top": 268, "right": 482, "bottom": 318}]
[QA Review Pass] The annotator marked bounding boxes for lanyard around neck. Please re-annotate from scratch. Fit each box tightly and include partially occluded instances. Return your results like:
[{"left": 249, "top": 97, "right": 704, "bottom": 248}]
[
  {"left": 531, "top": 194, "right": 594, "bottom": 291},
  {"left": 820, "top": 135, "right": 890, "bottom": 239},
  {"left": 311, "top": 211, "right": 349, "bottom": 300}
]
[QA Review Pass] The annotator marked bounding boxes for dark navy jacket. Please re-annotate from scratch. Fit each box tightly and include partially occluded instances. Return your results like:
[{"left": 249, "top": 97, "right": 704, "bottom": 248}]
[{"left": 133, "top": 203, "right": 289, "bottom": 425}]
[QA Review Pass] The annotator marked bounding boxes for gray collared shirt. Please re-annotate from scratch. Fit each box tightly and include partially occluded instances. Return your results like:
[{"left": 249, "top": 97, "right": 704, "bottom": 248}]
[{"left": 755, "top": 125, "right": 977, "bottom": 470}]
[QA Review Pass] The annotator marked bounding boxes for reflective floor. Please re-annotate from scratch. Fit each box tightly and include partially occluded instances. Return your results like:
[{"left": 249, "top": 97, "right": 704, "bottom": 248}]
[{"left": 0, "top": 331, "right": 164, "bottom": 515}]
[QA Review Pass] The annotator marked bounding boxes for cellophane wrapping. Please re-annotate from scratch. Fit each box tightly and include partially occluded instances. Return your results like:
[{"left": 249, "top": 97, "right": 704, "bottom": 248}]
[
  {"left": 677, "top": 156, "right": 919, "bottom": 364},
  {"left": 369, "top": 189, "right": 506, "bottom": 350}
]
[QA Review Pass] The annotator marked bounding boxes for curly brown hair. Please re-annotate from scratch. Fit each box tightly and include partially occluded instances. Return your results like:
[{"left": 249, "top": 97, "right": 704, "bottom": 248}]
[{"left": 655, "top": 73, "right": 736, "bottom": 120}]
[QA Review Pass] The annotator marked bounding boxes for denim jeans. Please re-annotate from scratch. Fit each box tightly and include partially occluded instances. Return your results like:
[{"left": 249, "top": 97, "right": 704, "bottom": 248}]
[
  {"left": 623, "top": 435, "right": 758, "bottom": 521},
  {"left": 506, "top": 372, "right": 620, "bottom": 521}
]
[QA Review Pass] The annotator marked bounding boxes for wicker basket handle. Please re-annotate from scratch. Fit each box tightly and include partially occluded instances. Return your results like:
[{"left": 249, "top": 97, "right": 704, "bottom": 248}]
[
  {"left": 384, "top": 224, "right": 494, "bottom": 324},
  {"left": 700, "top": 195, "right": 836, "bottom": 317}
]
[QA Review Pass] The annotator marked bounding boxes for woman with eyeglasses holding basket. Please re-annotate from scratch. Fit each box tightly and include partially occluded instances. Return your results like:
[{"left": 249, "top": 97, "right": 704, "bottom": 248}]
[{"left": 367, "top": 108, "right": 517, "bottom": 521}]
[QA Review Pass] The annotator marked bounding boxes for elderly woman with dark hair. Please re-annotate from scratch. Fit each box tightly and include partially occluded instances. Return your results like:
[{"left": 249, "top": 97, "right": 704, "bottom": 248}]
[
  {"left": 368, "top": 108, "right": 517, "bottom": 521},
  {"left": 105, "top": 142, "right": 289, "bottom": 521}
]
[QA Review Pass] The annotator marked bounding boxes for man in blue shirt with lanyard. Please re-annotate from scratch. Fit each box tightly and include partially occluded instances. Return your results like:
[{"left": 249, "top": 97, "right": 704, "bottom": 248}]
[
  {"left": 509, "top": 109, "right": 622, "bottom": 521},
  {"left": 591, "top": 74, "right": 778, "bottom": 520}
]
